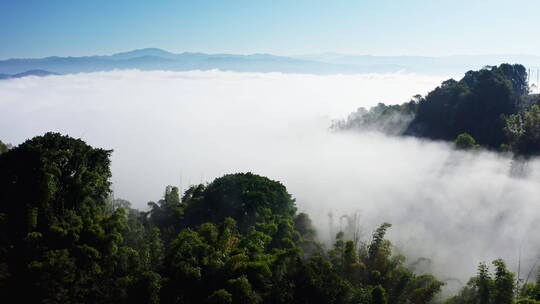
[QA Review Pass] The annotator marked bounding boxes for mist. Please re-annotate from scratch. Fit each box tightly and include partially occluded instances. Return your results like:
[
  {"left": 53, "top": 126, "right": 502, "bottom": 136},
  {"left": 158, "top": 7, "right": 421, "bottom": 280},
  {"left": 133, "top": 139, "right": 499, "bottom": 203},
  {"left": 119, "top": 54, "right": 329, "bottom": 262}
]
[{"left": 1, "top": 70, "right": 539, "bottom": 294}]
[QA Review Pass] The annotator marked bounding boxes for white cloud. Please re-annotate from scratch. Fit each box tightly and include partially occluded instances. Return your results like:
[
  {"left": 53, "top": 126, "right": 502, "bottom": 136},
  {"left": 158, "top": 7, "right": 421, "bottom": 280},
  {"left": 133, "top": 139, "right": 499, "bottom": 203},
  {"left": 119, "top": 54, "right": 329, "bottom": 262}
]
[{"left": 1, "top": 69, "right": 538, "bottom": 293}]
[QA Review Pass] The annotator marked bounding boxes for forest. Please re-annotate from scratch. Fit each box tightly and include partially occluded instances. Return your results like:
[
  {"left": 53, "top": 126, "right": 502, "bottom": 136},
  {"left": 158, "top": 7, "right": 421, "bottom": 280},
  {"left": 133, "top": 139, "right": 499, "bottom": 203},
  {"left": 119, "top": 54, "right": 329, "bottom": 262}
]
[
  {"left": 333, "top": 64, "right": 540, "bottom": 156},
  {"left": 0, "top": 132, "right": 539, "bottom": 304}
]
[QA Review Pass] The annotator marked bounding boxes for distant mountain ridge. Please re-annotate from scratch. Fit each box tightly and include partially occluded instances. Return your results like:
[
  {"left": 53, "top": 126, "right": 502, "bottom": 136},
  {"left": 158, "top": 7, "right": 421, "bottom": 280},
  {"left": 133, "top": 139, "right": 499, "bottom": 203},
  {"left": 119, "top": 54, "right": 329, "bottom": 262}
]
[
  {"left": 0, "top": 69, "right": 58, "bottom": 80},
  {"left": 1, "top": 48, "right": 540, "bottom": 75},
  {"left": 296, "top": 53, "right": 540, "bottom": 70},
  {"left": 0, "top": 48, "right": 364, "bottom": 75}
]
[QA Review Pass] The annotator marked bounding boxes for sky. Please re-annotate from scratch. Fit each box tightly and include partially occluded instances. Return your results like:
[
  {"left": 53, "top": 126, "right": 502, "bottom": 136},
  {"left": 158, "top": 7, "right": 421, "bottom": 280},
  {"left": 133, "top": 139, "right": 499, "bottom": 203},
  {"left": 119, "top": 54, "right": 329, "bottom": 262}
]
[{"left": 2, "top": 0, "right": 540, "bottom": 59}]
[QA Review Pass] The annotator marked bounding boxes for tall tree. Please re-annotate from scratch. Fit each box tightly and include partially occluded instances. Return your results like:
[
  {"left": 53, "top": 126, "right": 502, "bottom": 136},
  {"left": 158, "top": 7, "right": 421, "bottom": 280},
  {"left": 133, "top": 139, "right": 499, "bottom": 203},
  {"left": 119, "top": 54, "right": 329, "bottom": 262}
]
[
  {"left": 492, "top": 259, "right": 514, "bottom": 304},
  {"left": 0, "top": 132, "right": 113, "bottom": 302},
  {"left": 476, "top": 262, "right": 493, "bottom": 304}
]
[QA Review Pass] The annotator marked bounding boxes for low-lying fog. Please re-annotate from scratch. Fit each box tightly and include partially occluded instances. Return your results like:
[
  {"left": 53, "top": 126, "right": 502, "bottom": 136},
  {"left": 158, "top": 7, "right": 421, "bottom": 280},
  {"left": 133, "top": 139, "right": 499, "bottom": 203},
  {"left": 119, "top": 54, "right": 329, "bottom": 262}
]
[{"left": 1, "top": 70, "right": 539, "bottom": 294}]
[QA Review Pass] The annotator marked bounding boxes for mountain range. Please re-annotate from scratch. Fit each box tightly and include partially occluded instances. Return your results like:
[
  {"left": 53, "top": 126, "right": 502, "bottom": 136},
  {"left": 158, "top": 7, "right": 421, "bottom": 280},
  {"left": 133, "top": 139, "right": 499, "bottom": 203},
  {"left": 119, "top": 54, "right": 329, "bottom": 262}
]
[
  {"left": 2, "top": 48, "right": 540, "bottom": 77},
  {"left": 0, "top": 69, "right": 58, "bottom": 80}
]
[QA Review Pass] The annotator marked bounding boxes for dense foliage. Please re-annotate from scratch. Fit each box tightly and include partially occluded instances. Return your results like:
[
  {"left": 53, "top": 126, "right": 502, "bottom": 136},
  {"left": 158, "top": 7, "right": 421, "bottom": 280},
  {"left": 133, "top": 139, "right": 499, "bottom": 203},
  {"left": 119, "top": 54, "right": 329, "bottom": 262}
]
[
  {"left": 407, "top": 64, "right": 527, "bottom": 148},
  {"left": 454, "top": 133, "right": 480, "bottom": 150},
  {"left": 503, "top": 104, "right": 540, "bottom": 155},
  {"left": 0, "top": 133, "right": 450, "bottom": 303},
  {"left": 445, "top": 258, "right": 540, "bottom": 304},
  {"left": 335, "top": 64, "right": 540, "bottom": 156},
  {"left": 2, "top": 133, "right": 538, "bottom": 304}
]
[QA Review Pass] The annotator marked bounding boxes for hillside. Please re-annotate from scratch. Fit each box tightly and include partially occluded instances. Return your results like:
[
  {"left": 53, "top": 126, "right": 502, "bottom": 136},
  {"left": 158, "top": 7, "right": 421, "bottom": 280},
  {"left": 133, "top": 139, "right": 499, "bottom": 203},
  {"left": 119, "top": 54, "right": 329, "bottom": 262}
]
[{"left": 334, "top": 64, "right": 540, "bottom": 155}]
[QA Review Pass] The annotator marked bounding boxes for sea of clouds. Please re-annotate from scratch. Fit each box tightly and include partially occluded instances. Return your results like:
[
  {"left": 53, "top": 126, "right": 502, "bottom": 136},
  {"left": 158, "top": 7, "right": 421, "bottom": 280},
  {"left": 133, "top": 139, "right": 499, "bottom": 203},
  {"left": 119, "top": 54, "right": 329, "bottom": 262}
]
[{"left": 1, "top": 69, "right": 539, "bottom": 294}]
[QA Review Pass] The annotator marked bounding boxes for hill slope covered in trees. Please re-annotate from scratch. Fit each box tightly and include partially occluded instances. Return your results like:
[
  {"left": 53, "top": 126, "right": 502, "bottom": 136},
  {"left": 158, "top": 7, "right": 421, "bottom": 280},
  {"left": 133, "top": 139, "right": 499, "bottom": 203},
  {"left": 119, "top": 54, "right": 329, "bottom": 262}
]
[{"left": 334, "top": 64, "right": 540, "bottom": 156}]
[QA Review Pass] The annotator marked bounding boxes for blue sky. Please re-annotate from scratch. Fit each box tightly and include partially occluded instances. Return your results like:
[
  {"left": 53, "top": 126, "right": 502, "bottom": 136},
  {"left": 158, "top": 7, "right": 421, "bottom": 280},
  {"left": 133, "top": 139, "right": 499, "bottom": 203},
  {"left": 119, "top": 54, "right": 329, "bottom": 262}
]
[{"left": 2, "top": 0, "right": 540, "bottom": 59}]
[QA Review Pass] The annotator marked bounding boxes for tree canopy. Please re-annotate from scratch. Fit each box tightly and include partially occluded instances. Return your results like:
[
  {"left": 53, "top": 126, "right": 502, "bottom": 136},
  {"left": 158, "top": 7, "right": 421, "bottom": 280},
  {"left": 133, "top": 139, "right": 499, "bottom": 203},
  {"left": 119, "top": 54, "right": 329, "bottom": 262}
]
[
  {"left": 407, "top": 64, "right": 525, "bottom": 148},
  {"left": 334, "top": 63, "right": 540, "bottom": 156},
  {"left": 0, "top": 133, "right": 451, "bottom": 304}
]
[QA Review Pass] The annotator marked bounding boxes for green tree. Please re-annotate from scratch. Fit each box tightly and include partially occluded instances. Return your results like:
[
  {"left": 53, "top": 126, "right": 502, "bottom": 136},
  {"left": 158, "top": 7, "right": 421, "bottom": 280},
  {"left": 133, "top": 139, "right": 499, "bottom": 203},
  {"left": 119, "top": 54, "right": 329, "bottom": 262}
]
[
  {"left": 371, "top": 285, "right": 388, "bottom": 304},
  {"left": 0, "top": 133, "right": 157, "bottom": 303},
  {"left": 476, "top": 262, "right": 493, "bottom": 304},
  {"left": 293, "top": 255, "right": 354, "bottom": 304},
  {"left": 504, "top": 104, "right": 540, "bottom": 155},
  {"left": 0, "top": 132, "right": 115, "bottom": 302},
  {"left": 454, "top": 133, "right": 480, "bottom": 150},
  {"left": 227, "top": 275, "right": 261, "bottom": 304},
  {"left": 293, "top": 212, "right": 321, "bottom": 257},
  {"left": 147, "top": 185, "right": 185, "bottom": 243},
  {"left": 408, "top": 64, "right": 524, "bottom": 148},
  {"left": 492, "top": 259, "right": 514, "bottom": 304},
  {"left": 184, "top": 172, "right": 297, "bottom": 232}
]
